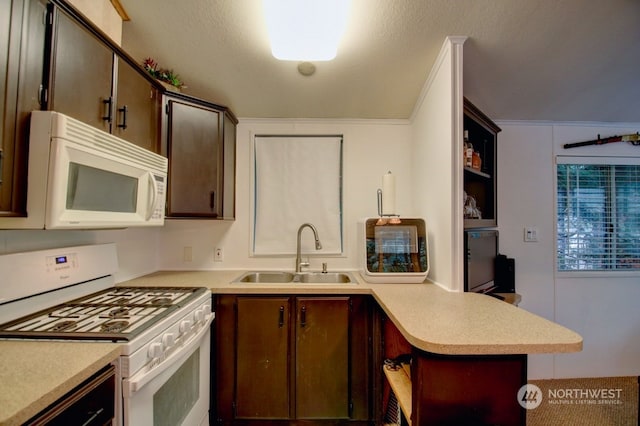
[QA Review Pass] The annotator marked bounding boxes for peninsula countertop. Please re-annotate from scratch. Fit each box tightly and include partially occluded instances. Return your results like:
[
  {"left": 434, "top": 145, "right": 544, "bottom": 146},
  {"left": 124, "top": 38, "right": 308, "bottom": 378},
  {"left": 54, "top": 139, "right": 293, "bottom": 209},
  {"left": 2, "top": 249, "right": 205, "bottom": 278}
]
[
  {"left": 122, "top": 270, "right": 583, "bottom": 356},
  {"left": 0, "top": 341, "right": 121, "bottom": 426}
]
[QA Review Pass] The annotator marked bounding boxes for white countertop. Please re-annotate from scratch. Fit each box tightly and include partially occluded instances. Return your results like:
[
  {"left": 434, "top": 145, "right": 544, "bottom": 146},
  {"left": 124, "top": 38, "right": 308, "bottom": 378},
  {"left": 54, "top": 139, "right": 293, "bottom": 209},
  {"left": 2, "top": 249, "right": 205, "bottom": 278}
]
[
  {"left": 0, "top": 341, "right": 121, "bottom": 426},
  {"left": 123, "top": 270, "right": 583, "bottom": 355}
]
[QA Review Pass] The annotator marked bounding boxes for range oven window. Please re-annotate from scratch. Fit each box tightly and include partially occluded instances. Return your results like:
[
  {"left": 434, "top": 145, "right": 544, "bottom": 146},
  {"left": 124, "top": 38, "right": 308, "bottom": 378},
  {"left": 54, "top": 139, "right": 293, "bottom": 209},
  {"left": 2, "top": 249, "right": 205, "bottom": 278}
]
[{"left": 153, "top": 349, "right": 200, "bottom": 426}]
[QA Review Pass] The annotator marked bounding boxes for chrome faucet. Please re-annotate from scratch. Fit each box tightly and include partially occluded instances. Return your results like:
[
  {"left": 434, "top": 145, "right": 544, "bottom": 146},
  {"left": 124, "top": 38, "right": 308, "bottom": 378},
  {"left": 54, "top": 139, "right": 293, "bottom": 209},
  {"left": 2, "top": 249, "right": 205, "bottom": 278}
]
[{"left": 295, "top": 223, "right": 322, "bottom": 272}]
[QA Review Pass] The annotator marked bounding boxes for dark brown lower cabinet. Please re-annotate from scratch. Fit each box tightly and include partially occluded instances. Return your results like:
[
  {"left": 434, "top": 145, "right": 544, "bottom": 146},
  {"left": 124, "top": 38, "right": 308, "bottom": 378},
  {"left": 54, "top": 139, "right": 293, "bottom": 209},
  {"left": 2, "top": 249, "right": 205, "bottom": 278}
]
[
  {"left": 295, "top": 297, "right": 350, "bottom": 419},
  {"left": 214, "top": 294, "right": 374, "bottom": 425},
  {"left": 383, "top": 313, "right": 527, "bottom": 426},
  {"left": 412, "top": 351, "right": 526, "bottom": 426},
  {"left": 235, "top": 296, "right": 290, "bottom": 419}
]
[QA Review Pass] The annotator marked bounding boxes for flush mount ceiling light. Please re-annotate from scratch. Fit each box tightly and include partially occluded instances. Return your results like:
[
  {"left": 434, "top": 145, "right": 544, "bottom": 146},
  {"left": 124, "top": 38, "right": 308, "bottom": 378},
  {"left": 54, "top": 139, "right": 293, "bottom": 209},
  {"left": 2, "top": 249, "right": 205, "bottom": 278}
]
[{"left": 263, "top": 0, "right": 351, "bottom": 61}]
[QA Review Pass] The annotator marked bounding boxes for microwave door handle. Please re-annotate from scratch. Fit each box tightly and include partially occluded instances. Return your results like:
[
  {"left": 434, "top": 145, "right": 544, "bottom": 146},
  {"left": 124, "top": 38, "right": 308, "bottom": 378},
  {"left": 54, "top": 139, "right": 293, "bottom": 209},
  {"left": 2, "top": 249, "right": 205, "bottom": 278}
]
[{"left": 145, "top": 172, "right": 158, "bottom": 221}]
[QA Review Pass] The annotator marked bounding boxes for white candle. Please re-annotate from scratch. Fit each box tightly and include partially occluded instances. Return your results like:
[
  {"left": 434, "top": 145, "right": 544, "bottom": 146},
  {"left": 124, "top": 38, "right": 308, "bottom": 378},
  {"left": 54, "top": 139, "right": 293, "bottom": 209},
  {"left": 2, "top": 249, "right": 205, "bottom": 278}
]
[{"left": 382, "top": 172, "right": 396, "bottom": 215}]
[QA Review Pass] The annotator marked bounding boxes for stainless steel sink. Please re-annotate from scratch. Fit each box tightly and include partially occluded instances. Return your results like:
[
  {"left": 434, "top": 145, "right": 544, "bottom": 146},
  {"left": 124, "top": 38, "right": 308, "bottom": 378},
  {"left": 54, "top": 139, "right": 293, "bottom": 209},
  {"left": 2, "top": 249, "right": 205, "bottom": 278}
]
[
  {"left": 296, "top": 272, "right": 354, "bottom": 283},
  {"left": 233, "top": 271, "right": 356, "bottom": 284},
  {"left": 234, "top": 271, "right": 295, "bottom": 283}
]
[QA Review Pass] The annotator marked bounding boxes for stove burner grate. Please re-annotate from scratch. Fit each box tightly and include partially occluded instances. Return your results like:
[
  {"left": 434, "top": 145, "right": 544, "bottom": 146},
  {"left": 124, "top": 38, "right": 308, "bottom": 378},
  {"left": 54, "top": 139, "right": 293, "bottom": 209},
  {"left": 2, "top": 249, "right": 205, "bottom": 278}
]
[
  {"left": 0, "top": 286, "right": 207, "bottom": 340},
  {"left": 108, "top": 307, "right": 130, "bottom": 318},
  {"left": 148, "top": 297, "right": 172, "bottom": 306},
  {"left": 50, "top": 320, "right": 78, "bottom": 332},
  {"left": 101, "top": 320, "right": 130, "bottom": 333}
]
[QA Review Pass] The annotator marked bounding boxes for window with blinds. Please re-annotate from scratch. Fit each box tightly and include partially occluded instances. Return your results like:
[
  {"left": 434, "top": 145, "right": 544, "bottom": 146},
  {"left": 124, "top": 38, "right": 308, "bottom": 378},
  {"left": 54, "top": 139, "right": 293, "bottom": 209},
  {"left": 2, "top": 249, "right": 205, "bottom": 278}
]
[{"left": 557, "top": 158, "right": 640, "bottom": 271}]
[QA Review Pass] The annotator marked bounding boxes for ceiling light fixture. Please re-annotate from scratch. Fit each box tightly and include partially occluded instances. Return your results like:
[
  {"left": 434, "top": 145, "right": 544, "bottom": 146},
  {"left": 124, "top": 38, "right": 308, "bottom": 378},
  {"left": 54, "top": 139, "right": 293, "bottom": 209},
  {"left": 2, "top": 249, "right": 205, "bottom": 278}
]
[{"left": 263, "top": 0, "right": 351, "bottom": 61}]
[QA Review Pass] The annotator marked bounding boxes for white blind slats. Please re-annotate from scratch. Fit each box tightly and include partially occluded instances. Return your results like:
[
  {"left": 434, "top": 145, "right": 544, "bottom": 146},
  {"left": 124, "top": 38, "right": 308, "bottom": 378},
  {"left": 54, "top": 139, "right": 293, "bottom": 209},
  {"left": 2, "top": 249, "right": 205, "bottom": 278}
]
[{"left": 557, "top": 163, "right": 640, "bottom": 271}]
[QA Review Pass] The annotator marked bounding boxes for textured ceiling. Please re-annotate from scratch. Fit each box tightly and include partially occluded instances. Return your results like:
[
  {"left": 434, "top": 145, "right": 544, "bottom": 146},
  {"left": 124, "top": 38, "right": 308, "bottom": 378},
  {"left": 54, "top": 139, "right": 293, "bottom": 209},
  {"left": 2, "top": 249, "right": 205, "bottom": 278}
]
[{"left": 119, "top": 0, "right": 640, "bottom": 122}]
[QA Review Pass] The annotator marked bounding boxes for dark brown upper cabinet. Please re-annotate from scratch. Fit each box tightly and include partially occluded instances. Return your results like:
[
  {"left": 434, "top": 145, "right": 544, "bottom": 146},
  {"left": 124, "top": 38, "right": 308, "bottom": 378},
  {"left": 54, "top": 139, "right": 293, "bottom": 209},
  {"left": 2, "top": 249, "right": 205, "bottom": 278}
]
[
  {"left": 0, "top": 0, "right": 47, "bottom": 217},
  {"left": 463, "top": 98, "right": 501, "bottom": 229},
  {"left": 45, "top": 1, "right": 161, "bottom": 152},
  {"left": 162, "top": 93, "right": 236, "bottom": 219},
  {"left": 113, "top": 55, "right": 161, "bottom": 153}
]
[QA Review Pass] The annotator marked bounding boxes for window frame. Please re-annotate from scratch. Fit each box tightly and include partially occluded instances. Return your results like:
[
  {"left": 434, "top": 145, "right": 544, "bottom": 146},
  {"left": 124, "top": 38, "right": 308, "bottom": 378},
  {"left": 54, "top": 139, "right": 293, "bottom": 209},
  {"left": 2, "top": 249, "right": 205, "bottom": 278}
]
[{"left": 555, "top": 155, "right": 640, "bottom": 277}]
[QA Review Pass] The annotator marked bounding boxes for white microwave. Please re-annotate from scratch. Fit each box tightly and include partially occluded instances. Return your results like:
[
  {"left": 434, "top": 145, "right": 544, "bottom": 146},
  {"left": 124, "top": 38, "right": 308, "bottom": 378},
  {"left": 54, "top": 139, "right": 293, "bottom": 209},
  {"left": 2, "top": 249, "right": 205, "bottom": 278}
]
[{"left": 0, "top": 111, "right": 168, "bottom": 229}]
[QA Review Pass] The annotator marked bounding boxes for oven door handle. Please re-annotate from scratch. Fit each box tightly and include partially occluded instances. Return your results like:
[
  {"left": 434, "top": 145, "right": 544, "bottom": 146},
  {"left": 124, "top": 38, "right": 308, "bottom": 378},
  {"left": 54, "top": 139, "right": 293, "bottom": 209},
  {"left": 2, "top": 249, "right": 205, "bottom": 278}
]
[{"left": 123, "top": 313, "right": 213, "bottom": 397}]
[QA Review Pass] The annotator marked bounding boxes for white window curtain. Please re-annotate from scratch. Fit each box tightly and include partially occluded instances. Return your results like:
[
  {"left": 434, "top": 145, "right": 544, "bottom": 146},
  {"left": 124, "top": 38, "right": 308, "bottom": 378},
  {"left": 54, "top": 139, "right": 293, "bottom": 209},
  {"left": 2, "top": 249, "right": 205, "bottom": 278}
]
[{"left": 253, "top": 135, "right": 343, "bottom": 255}]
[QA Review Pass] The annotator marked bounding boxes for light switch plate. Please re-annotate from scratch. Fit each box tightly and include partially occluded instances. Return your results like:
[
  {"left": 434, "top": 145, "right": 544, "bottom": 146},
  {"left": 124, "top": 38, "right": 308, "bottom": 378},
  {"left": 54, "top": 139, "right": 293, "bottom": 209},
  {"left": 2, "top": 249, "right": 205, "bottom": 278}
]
[{"left": 524, "top": 227, "right": 539, "bottom": 242}]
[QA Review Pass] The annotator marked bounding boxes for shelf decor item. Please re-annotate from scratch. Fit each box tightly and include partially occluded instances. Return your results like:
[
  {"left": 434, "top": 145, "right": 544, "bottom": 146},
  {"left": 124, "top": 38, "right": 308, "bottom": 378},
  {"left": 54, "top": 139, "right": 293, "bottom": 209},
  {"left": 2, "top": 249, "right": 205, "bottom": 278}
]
[{"left": 142, "top": 57, "right": 186, "bottom": 91}]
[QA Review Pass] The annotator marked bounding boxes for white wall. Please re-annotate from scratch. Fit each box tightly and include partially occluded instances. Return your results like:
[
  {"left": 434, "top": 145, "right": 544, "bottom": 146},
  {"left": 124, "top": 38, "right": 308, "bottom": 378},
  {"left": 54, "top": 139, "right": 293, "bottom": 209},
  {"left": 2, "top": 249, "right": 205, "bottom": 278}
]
[
  {"left": 411, "top": 37, "right": 465, "bottom": 291},
  {"left": 497, "top": 121, "right": 640, "bottom": 379},
  {"left": 67, "top": 0, "right": 123, "bottom": 44},
  {"left": 157, "top": 118, "right": 413, "bottom": 272},
  {"left": 0, "top": 227, "right": 161, "bottom": 282}
]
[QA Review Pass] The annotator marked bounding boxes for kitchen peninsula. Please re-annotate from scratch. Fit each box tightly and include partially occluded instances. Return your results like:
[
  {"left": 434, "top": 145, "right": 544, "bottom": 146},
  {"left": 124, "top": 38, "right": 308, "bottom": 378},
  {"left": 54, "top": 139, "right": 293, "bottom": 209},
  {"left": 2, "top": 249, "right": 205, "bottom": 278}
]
[{"left": 123, "top": 270, "right": 582, "bottom": 425}]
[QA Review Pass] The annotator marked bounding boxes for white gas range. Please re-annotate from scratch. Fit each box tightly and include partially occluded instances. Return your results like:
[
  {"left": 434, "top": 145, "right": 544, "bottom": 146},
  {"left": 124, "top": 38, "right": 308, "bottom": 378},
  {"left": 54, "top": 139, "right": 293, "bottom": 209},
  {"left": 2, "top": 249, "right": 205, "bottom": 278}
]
[{"left": 0, "top": 243, "right": 213, "bottom": 426}]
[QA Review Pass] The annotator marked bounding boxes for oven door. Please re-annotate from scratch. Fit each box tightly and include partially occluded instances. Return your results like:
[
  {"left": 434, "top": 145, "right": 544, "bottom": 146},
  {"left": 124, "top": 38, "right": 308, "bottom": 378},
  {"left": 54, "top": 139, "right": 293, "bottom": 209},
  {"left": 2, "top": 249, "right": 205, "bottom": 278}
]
[{"left": 122, "top": 317, "right": 212, "bottom": 426}]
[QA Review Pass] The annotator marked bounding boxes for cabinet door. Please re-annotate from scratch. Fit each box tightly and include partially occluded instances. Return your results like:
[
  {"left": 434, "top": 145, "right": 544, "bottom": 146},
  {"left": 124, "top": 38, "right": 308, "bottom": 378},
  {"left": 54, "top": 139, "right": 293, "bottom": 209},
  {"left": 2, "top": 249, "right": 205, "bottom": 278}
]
[
  {"left": 295, "top": 297, "right": 350, "bottom": 419},
  {"left": 166, "top": 99, "right": 222, "bottom": 217},
  {"left": 221, "top": 111, "right": 236, "bottom": 219},
  {"left": 113, "top": 56, "right": 160, "bottom": 152},
  {"left": 236, "top": 297, "right": 291, "bottom": 419},
  {"left": 48, "top": 6, "right": 113, "bottom": 132},
  {"left": 0, "top": 0, "right": 46, "bottom": 216}
]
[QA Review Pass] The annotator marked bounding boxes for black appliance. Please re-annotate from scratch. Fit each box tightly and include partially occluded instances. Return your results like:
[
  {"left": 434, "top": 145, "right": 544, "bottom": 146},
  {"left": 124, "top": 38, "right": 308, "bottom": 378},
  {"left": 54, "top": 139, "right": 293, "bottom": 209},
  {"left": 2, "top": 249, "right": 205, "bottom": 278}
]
[
  {"left": 464, "top": 230, "right": 498, "bottom": 293},
  {"left": 494, "top": 254, "right": 516, "bottom": 293}
]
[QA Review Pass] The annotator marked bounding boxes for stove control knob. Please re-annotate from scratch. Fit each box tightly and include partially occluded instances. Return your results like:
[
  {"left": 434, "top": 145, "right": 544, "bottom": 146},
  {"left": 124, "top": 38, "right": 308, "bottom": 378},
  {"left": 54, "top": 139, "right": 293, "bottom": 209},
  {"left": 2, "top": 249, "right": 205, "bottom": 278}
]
[
  {"left": 148, "top": 342, "right": 163, "bottom": 359},
  {"left": 202, "top": 304, "right": 212, "bottom": 315},
  {"left": 194, "top": 309, "right": 204, "bottom": 323},
  {"left": 179, "top": 319, "right": 193, "bottom": 334},
  {"left": 162, "top": 333, "right": 176, "bottom": 349}
]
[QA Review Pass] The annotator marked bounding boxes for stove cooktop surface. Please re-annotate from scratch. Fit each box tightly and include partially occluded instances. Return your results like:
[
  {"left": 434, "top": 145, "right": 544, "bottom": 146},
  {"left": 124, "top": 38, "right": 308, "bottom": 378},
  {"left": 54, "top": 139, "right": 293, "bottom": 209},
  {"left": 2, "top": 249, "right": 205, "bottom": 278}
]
[{"left": 0, "top": 287, "right": 208, "bottom": 341}]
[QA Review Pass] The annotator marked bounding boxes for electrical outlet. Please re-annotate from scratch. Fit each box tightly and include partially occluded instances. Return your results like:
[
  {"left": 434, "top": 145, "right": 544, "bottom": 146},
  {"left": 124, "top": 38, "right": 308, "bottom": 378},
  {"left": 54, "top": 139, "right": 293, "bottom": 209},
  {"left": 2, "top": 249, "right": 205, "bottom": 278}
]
[
  {"left": 524, "top": 227, "right": 539, "bottom": 242},
  {"left": 214, "top": 247, "right": 223, "bottom": 262},
  {"left": 183, "top": 246, "right": 193, "bottom": 262}
]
